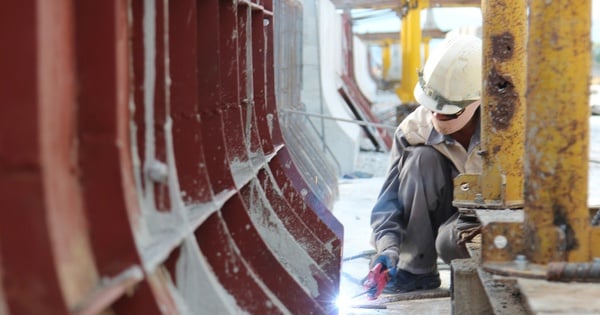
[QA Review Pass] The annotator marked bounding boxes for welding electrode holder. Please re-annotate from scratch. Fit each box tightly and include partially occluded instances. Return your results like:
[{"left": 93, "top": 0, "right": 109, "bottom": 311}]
[{"left": 362, "top": 263, "right": 391, "bottom": 300}]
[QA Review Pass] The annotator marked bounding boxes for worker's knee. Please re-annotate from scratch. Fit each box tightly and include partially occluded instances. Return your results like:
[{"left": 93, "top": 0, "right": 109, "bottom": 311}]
[
  {"left": 401, "top": 146, "right": 453, "bottom": 194},
  {"left": 405, "top": 146, "right": 446, "bottom": 169},
  {"left": 436, "top": 218, "right": 470, "bottom": 264},
  {"left": 402, "top": 146, "right": 449, "bottom": 180}
]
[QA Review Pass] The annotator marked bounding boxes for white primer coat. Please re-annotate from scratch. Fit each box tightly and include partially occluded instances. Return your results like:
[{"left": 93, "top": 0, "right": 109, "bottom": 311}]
[
  {"left": 0, "top": 260, "right": 6, "bottom": 315},
  {"left": 245, "top": 179, "right": 322, "bottom": 297},
  {"left": 217, "top": 212, "right": 293, "bottom": 315},
  {"left": 134, "top": 2, "right": 205, "bottom": 313},
  {"left": 229, "top": 158, "right": 255, "bottom": 189},
  {"left": 187, "top": 201, "right": 220, "bottom": 227},
  {"left": 128, "top": 0, "right": 153, "bottom": 246},
  {"left": 300, "top": 0, "right": 360, "bottom": 175},
  {"left": 142, "top": 0, "right": 158, "bottom": 219},
  {"left": 176, "top": 237, "right": 245, "bottom": 315},
  {"left": 244, "top": 8, "right": 255, "bottom": 154}
]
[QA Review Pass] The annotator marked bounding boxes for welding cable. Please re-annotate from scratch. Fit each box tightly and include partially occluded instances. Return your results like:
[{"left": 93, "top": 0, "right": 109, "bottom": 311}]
[{"left": 342, "top": 249, "right": 377, "bottom": 262}]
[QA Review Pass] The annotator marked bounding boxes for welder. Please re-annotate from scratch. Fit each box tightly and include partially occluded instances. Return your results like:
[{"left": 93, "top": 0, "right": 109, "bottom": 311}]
[{"left": 368, "top": 34, "right": 483, "bottom": 294}]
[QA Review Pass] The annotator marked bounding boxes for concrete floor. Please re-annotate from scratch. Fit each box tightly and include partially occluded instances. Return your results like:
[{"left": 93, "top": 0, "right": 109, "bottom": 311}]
[
  {"left": 334, "top": 172, "right": 453, "bottom": 314},
  {"left": 337, "top": 250, "right": 452, "bottom": 315},
  {"left": 341, "top": 298, "right": 451, "bottom": 315}
]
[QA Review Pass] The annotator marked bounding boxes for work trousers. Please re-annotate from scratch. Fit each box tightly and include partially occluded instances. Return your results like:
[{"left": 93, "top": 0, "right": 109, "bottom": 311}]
[{"left": 395, "top": 146, "right": 477, "bottom": 274}]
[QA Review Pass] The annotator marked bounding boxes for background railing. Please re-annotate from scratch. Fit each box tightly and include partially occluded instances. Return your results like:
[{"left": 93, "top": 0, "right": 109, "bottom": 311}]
[{"left": 274, "top": 0, "right": 340, "bottom": 208}]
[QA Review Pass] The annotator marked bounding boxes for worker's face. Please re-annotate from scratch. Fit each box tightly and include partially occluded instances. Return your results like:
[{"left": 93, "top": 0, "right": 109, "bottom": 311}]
[
  {"left": 430, "top": 101, "right": 480, "bottom": 135},
  {"left": 431, "top": 108, "right": 465, "bottom": 122}
]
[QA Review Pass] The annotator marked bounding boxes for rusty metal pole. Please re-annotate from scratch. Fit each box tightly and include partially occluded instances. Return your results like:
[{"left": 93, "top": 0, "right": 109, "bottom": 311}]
[
  {"left": 480, "top": 0, "right": 527, "bottom": 207},
  {"left": 525, "top": 0, "right": 591, "bottom": 263},
  {"left": 453, "top": 0, "right": 527, "bottom": 209}
]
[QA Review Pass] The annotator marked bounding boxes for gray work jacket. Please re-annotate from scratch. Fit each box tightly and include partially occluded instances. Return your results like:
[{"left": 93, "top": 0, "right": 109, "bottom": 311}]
[{"left": 371, "top": 106, "right": 483, "bottom": 252}]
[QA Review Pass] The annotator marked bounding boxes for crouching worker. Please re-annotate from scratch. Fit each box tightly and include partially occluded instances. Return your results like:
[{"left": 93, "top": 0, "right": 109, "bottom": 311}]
[{"left": 369, "top": 34, "right": 483, "bottom": 293}]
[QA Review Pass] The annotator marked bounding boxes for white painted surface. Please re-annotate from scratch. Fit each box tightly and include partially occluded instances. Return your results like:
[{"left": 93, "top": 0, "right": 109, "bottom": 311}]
[
  {"left": 301, "top": 0, "right": 361, "bottom": 176},
  {"left": 176, "top": 237, "right": 246, "bottom": 315},
  {"left": 353, "top": 36, "right": 378, "bottom": 103},
  {"left": 245, "top": 179, "right": 320, "bottom": 297}
]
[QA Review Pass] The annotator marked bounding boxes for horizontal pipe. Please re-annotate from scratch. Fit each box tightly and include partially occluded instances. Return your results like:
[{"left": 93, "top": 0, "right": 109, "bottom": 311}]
[
  {"left": 281, "top": 109, "right": 397, "bottom": 130},
  {"left": 547, "top": 261, "right": 600, "bottom": 282}
]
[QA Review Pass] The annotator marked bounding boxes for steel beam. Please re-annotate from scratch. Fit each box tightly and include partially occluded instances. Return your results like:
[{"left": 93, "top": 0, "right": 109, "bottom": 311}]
[
  {"left": 76, "top": 0, "right": 142, "bottom": 276},
  {"left": 197, "top": 0, "right": 238, "bottom": 193},
  {"left": 196, "top": 211, "right": 291, "bottom": 314},
  {"left": 234, "top": 185, "right": 334, "bottom": 312},
  {"left": 356, "top": 30, "right": 447, "bottom": 44},
  {"left": 258, "top": 168, "right": 340, "bottom": 276},
  {"left": 0, "top": 0, "right": 343, "bottom": 313},
  {"left": 331, "top": 0, "right": 479, "bottom": 9},
  {"left": 169, "top": 0, "right": 215, "bottom": 204},
  {"left": 0, "top": 0, "right": 99, "bottom": 313}
]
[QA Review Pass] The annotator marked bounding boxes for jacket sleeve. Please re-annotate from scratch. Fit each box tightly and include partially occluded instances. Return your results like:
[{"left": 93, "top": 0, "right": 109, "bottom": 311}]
[{"left": 370, "top": 127, "right": 410, "bottom": 253}]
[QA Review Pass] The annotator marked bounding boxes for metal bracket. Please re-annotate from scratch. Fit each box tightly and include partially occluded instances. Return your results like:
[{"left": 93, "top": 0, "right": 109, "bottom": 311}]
[
  {"left": 453, "top": 174, "right": 484, "bottom": 209},
  {"left": 453, "top": 173, "right": 523, "bottom": 210},
  {"left": 482, "top": 221, "right": 524, "bottom": 262}
]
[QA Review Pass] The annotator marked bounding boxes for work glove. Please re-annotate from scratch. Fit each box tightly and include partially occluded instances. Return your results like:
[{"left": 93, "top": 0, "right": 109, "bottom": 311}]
[
  {"left": 457, "top": 225, "right": 481, "bottom": 247},
  {"left": 371, "top": 247, "right": 399, "bottom": 277}
]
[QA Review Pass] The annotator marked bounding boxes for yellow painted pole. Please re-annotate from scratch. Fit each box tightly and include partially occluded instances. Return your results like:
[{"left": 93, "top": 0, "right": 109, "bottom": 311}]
[
  {"left": 382, "top": 39, "right": 392, "bottom": 80},
  {"left": 395, "top": 0, "right": 427, "bottom": 103},
  {"left": 480, "top": 0, "right": 526, "bottom": 207},
  {"left": 525, "top": 0, "right": 591, "bottom": 263},
  {"left": 423, "top": 37, "right": 431, "bottom": 62}
]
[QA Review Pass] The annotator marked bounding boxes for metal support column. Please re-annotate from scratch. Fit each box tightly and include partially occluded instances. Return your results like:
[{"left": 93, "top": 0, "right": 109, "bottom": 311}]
[
  {"left": 382, "top": 39, "right": 392, "bottom": 81},
  {"left": 396, "top": 0, "right": 427, "bottom": 103},
  {"left": 480, "top": 0, "right": 526, "bottom": 207},
  {"left": 454, "top": 2, "right": 600, "bottom": 313},
  {"left": 525, "top": 0, "right": 592, "bottom": 263},
  {"left": 454, "top": 0, "right": 527, "bottom": 208}
]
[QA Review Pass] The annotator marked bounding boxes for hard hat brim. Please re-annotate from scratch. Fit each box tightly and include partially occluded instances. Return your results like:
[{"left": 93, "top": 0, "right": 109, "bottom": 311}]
[{"left": 413, "top": 82, "right": 465, "bottom": 115}]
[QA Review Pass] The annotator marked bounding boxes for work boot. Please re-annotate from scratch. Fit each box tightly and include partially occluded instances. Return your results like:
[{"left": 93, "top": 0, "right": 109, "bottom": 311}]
[{"left": 383, "top": 269, "right": 441, "bottom": 293}]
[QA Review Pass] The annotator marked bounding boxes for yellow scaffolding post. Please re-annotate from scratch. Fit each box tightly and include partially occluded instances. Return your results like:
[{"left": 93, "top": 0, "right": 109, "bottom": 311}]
[
  {"left": 381, "top": 39, "right": 392, "bottom": 81},
  {"left": 422, "top": 37, "right": 431, "bottom": 62},
  {"left": 480, "top": 0, "right": 526, "bottom": 207},
  {"left": 453, "top": 0, "right": 526, "bottom": 209},
  {"left": 525, "top": 0, "right": 591, "bottom": 263},
  {"left": 396, "top": 0, "right": 428, "bottom": 103}
]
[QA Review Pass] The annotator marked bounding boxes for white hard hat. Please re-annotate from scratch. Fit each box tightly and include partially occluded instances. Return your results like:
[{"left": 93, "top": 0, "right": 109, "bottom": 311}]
[{"left": 413, "top": 34, "right": 482, "bottom": 115}]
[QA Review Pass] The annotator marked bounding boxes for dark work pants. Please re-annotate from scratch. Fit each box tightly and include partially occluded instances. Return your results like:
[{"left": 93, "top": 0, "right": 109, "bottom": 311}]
[{"left": 396, "top": 146, "right": 475, "bottom": 274}]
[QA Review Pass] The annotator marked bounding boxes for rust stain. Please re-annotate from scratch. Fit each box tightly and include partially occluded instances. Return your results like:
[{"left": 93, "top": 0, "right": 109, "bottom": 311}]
[
  {"left": 523, "top": 221, "right": 537, "bottom": 253},
  {"left": 553, "top": 205, "right": 578, "bottom": 251},
  {"left": 492, "top": 32, "right": 515, "bottom": 61},
  {"left": 487, "top": 68, "right": 517, "bottom": 130},
  {"left": 492, "top": 145, "right": 501, "bottom": 154}
]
